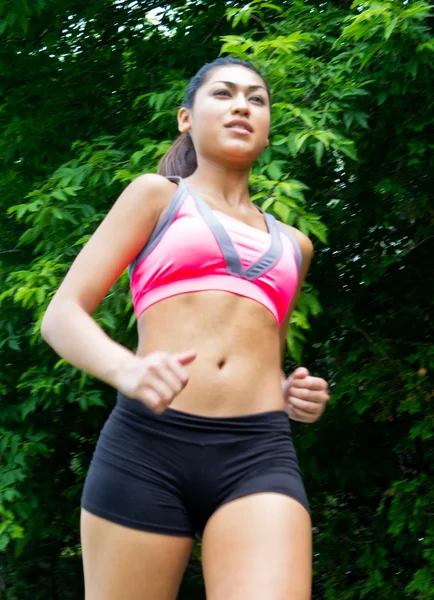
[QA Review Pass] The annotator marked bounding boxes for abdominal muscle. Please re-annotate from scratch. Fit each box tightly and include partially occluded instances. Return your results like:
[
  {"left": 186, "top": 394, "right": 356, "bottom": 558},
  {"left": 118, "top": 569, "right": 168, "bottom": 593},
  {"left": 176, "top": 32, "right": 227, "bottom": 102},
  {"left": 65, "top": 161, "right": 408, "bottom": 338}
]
[{"left": 136, "top": 290, "right": 286, "bottom": 417}]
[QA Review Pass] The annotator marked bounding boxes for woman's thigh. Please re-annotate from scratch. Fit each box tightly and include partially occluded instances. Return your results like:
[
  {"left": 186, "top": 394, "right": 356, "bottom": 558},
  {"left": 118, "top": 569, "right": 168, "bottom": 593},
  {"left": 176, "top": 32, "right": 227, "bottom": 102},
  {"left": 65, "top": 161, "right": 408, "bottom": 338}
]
[
  {"left": 81, "top": 509, "right": 194, "bottom": 600},
  {"left": 201, "top": 493, "right": 312, "bottom": 600}
]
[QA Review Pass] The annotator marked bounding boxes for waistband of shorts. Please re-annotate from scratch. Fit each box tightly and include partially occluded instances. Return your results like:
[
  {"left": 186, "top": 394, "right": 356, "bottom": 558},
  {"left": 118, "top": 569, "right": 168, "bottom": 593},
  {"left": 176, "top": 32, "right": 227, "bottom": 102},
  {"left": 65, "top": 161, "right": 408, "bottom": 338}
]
[{"left": 115, "top": 391, "right": 291, "bottom": 435}]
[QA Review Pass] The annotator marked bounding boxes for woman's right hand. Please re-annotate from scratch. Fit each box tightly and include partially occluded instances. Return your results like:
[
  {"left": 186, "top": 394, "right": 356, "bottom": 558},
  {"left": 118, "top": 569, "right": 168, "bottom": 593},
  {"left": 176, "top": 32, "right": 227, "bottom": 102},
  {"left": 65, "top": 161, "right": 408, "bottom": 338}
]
[{"left": 115, "top": 349, "right": 197, "bottom": 414}]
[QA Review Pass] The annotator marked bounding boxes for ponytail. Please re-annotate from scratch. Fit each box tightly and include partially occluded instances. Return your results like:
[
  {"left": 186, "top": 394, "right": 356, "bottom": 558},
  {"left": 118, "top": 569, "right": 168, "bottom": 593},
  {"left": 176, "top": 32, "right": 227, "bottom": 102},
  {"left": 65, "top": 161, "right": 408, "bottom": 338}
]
[{"left": 157, "top": 132, "right": 197, "bottom": 178}]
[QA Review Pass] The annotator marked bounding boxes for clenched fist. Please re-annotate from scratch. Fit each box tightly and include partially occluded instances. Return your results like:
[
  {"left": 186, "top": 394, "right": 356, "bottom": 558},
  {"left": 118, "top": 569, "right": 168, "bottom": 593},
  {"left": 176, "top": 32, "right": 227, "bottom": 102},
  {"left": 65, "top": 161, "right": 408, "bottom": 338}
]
[
  {"left": 115, "top": 349, "right": 197, "bottom": 414},
  {"left": 282, "top": 367, "right": 330, "bottom": 423}
]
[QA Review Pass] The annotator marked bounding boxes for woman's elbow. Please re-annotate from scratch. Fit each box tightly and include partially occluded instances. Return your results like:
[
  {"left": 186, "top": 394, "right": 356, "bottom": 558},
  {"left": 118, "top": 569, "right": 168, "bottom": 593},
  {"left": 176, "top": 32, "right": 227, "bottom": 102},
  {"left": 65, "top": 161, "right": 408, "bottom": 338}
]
[
  {"left": 40, "top": 305, "right": 57, "bottom": 342},
  {"left": 40, "top": 299, "right": 69, "bottom": 342}
]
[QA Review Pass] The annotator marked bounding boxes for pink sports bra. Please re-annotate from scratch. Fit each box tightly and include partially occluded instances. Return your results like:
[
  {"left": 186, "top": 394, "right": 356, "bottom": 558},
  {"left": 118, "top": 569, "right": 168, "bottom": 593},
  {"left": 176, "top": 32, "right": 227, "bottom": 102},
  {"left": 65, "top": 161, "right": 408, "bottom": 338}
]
[{"left": 128, "top": 176, "right": 302, "bottom": 327}]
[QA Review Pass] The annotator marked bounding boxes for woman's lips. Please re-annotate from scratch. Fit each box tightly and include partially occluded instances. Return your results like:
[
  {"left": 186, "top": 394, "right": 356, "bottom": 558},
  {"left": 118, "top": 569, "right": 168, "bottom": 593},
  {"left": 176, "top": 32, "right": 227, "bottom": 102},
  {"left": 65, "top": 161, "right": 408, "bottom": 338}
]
[
  {"left": 224, "top": 119, "right": 254, "bottom": 134},
  {"left": 225, "top": 125, "right": 252, "bottom": 135}
]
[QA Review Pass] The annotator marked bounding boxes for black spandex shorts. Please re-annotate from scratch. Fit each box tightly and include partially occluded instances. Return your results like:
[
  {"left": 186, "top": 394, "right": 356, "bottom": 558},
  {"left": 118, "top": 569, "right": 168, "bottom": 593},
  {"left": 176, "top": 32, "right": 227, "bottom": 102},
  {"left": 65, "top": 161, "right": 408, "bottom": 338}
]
[{"left": 81, "top": 392, "right": 310, "bottom": 538}]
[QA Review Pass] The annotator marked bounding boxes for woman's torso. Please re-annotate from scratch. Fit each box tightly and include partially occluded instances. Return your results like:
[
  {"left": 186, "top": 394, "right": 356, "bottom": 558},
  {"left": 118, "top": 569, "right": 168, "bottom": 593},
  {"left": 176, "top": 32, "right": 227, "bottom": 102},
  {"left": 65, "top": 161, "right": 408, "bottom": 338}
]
[
  {"left": 133, "top": 177, "right": 296, "bottom": 417},
  {"left": 136, "top": 291, "right": 284, "bottom": 416}
]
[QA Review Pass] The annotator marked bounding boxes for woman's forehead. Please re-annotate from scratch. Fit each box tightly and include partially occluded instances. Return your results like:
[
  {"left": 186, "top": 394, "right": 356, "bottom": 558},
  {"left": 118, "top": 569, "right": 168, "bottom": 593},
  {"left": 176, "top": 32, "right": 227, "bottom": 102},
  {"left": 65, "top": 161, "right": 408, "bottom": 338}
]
[{"left": 204, "top": 65, "right": 266, "bottom": 89}]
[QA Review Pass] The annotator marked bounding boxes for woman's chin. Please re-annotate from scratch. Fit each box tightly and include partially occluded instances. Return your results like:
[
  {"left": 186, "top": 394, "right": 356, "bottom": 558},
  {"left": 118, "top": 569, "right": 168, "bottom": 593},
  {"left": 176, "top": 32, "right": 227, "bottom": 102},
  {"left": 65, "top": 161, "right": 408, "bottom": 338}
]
[{"left": 213, "top": 143, "right": 263, "bottom": 167}]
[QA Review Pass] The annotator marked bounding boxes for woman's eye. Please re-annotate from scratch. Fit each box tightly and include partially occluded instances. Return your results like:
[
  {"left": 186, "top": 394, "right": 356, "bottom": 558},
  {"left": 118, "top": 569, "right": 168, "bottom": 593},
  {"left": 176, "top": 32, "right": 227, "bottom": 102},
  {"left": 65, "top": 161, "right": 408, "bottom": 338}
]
[
  {"left": 214, "top": 90, "right": 230, "bottom": 97},
  {"left": 251, "top": 96, "right": 266, "bottom": 105}
]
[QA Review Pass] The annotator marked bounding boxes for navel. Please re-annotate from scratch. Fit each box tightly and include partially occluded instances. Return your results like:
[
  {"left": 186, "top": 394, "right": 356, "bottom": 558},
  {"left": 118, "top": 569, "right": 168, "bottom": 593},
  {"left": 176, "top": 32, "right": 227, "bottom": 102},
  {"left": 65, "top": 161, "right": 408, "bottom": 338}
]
[{"left": 217, "top": 357, "right": 227, "bottom": 370}]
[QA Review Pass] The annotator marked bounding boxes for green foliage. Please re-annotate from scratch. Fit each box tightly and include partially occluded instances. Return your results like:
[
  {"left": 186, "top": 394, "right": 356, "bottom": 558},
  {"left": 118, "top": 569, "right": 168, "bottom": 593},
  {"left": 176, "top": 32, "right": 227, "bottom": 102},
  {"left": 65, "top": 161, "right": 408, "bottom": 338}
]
[{"left": 1, "top": 0, "right": 433, "bottom": 598}]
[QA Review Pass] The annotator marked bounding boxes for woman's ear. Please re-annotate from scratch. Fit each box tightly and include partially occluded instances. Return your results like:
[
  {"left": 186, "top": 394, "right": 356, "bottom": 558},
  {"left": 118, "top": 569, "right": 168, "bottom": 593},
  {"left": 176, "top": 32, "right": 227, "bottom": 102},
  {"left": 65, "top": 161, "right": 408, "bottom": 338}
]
[{"left": 177, "top": 107, "right": 191, "bottom": 133}]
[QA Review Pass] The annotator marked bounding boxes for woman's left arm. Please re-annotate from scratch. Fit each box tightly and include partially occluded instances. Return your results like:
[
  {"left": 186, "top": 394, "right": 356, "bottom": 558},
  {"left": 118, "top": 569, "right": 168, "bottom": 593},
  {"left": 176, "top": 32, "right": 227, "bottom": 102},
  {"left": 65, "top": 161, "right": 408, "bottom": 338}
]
[{"left": 279, "top": 225, "right": 330, "bottom": 423}]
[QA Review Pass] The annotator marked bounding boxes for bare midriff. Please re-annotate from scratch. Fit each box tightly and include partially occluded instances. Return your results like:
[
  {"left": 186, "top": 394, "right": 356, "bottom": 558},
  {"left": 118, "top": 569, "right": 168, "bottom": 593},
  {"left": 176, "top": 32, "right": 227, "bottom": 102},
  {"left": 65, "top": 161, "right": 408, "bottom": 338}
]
[{"left": 136, "top": 290, "right": 285, "bottom": 417}]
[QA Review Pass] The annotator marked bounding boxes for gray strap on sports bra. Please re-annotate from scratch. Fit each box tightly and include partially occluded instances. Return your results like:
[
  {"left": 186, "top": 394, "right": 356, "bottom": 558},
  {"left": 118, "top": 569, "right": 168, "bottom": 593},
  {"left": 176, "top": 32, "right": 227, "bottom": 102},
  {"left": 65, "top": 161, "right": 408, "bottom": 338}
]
[
  {"left": 128, "top": 176, "right": 187, "bottom": 278},
  {"left": 275, "top": 223, "right": 303, "bottom": 272},
  {"left": 185, "top": 181, "right": 284, "bottom": 281}
]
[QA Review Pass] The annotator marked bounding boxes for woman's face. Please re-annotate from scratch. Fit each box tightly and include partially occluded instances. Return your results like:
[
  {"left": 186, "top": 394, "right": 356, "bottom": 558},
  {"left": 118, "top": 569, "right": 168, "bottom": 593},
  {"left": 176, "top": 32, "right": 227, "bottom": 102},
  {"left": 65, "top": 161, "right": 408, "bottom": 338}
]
[{"left": 178, "top": 65, "right": 271, "bottom": 168}]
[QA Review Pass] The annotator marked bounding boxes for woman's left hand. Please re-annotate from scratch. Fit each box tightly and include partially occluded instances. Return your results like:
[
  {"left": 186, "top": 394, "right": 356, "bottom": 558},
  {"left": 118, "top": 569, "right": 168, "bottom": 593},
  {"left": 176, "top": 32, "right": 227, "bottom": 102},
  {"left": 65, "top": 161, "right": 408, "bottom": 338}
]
[{"left": 283, "top": 367, "right": 330, "bottom": 423}]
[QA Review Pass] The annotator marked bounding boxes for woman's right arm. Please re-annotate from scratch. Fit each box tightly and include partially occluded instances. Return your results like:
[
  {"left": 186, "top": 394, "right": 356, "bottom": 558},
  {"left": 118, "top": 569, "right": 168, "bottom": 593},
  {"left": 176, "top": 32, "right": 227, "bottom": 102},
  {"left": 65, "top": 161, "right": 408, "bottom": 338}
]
[{"left": 40, "top": 174, "right": 179, "bottom": 394}]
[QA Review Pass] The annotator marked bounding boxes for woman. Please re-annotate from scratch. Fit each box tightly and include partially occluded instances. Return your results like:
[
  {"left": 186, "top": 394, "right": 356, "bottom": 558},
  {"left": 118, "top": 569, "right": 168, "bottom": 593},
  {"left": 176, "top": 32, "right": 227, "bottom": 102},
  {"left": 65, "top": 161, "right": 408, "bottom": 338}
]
[{"left": 41, "top": 57, "right": 330, "bottom": 600}]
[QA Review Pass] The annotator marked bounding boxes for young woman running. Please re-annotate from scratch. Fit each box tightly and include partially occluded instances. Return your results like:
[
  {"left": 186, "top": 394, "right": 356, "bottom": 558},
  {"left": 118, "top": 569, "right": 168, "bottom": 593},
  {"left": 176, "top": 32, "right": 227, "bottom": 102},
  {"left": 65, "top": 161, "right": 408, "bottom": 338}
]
[{"left": 41, "top": 57, "right": 330, "bottom": 600}]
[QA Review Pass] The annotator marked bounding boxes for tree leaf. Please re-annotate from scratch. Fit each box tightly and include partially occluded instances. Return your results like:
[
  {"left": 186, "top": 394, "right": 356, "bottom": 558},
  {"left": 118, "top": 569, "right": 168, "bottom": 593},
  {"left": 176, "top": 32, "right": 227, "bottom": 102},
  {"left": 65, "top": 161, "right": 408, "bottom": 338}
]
[{"left": 314, "top": 141, "right": 324, "bottom": 167}]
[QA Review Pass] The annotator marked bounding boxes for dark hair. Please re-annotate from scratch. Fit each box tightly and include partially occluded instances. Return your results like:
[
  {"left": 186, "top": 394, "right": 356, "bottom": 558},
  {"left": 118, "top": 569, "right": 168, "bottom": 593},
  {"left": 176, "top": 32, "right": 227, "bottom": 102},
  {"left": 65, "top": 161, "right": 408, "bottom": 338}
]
[{"left": 157, "top": 57, "right": 270, "bottom": 178}]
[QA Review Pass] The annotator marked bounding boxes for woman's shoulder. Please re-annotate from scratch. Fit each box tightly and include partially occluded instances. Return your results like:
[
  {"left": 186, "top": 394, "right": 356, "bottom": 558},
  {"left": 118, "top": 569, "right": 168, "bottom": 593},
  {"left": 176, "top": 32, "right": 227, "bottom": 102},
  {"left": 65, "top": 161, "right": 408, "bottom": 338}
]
[
  {"left": 130, "top": 173, "right": 178, "bottom": 198},
  {"left": 123, "top": 173, "right": 180, "bottom": 217},
  {"left": 276, "top": 220, "right": 314, "bottom": 256}
]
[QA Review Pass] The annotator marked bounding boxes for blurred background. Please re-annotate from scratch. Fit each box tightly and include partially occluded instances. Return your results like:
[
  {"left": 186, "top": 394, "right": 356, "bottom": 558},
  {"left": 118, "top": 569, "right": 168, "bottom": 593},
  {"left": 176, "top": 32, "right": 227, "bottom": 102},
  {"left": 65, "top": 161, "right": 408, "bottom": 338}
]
[{"left": 0, "top": 0, "right": 433, "bottom": 598}]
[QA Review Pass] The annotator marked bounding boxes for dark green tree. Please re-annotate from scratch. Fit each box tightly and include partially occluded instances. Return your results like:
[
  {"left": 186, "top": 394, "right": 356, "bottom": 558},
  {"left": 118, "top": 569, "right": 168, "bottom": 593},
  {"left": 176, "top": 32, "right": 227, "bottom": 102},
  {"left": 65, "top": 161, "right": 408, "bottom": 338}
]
[{"left": 1, "top": 1, "right": 433, "bottom": 598}]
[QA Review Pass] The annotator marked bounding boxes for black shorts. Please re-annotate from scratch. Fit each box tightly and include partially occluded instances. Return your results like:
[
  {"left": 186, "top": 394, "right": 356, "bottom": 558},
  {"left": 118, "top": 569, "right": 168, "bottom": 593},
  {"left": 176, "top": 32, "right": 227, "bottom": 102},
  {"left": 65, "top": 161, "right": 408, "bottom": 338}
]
[{"left": 81, "top": 392, "right": 310, "bottom": 538}]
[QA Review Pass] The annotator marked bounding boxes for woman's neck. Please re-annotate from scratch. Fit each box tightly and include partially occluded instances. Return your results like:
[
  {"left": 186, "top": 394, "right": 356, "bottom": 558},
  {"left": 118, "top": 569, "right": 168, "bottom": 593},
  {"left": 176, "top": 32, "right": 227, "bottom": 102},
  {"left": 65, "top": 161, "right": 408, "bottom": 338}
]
[{"left": 186, "top": 160, "right": 253, "bottom": 210}]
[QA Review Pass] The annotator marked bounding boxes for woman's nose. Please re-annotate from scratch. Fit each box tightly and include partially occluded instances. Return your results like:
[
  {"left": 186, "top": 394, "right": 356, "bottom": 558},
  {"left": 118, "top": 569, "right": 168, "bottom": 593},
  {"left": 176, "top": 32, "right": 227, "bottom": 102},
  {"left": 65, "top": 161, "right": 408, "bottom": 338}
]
[{"left": 231, "top": 93, "right": 250, "bottom": 115}]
